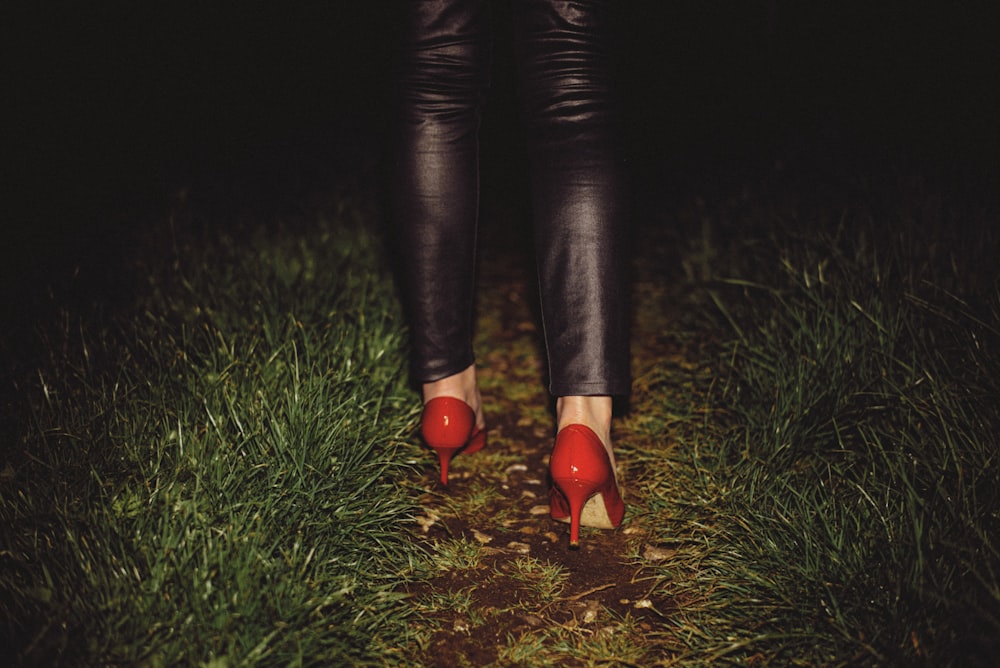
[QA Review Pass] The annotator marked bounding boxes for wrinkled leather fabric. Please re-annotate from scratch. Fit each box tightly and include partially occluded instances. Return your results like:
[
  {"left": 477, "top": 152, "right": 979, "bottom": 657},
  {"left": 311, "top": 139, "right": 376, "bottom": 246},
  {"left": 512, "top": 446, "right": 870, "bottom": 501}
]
[{"left": 391, "top": 0, "right": 630, "bottom": 397}]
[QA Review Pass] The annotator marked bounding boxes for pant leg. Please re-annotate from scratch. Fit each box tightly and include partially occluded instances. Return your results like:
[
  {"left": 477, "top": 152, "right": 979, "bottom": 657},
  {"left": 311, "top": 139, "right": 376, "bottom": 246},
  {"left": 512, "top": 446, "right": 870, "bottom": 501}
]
[
  {"left": 512, "top": 0, "right": 631, "bottom": 397},
  {"left": 390, "top": 0, "right": 492, "bottom": 384}
]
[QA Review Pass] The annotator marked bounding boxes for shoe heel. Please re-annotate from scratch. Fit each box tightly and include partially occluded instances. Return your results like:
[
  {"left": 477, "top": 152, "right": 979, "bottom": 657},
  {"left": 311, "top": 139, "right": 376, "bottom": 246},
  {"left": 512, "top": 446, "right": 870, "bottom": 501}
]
[
  {"left": 548, "top": 424, "right": 625, "bottom": 547},
  {"left": 434, "top": 446, "right": 462, "bottom": 487},
  {"left": 551, "top": 478, "right": 601, "bottom": 548}
]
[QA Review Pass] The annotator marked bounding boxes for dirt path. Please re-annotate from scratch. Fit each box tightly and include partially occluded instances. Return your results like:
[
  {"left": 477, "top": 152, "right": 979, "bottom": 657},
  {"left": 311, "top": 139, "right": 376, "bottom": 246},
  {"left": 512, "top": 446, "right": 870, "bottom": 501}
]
[{"left": 401, "top": 242, "right": 718, "bottom": 665}]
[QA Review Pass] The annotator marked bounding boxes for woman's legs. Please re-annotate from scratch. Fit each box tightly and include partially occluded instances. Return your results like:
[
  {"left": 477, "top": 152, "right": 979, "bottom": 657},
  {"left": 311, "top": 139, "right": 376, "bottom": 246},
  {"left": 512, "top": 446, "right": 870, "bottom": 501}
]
[
  {"left": 512, "top": 0, "right": 630, "bottom": 450},
  {"left": 391, "top": 0, "right": 492, "bottom": 429},
  {"left": 394, "top": 0, "right": 629, "bottom": 459}
]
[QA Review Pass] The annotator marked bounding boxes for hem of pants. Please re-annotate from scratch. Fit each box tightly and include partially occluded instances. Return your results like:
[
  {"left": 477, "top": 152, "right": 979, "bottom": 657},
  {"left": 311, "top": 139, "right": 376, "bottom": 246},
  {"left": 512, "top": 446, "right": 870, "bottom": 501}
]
[
  {"left": 412, "top": 354, "right": 476, "bottom": 386},
  {"left": 548, "top": 379, "right": 631, "bottom": 399}
]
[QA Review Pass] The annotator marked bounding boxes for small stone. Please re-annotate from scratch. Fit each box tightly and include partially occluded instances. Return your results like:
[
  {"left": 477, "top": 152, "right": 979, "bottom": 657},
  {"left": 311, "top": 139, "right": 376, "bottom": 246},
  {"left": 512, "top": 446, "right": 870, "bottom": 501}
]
[
  {"left": 544, "top": 532, "right": 560, "bottom": 543},
  {"left": 505, "top": 463, "right": 528, "bottom": 474},
  {"left": 520, "top": 489, "right": 538, "bottom": 499},
  {"left": 472, "top": 529, "right": 493, "bottom": 544},
  {"left": 634, "top": 599, "right": 653, "bottom": 609},
  {"left": 529, "top": 504, "right": 551, "bottom": 515}
]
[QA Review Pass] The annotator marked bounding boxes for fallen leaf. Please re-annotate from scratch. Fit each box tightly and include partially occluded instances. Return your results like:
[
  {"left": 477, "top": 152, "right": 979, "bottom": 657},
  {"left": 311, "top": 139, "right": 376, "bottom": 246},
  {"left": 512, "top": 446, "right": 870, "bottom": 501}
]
[
  {"left": 642, "top": 544, "right": 676, "bottom": 562},
  {"left": 415, "top": 513, "right": 439, "bottom": 533},
  {"left": 582, "top": 599, "right": 601, "bottom": 624}
]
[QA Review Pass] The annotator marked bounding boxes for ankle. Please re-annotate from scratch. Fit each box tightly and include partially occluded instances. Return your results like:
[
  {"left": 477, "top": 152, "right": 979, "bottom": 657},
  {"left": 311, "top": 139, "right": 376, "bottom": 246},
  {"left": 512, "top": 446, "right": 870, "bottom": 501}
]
[
  {"left": 422, "top": 364, "right": 482, "bottom": 422},
  {"left": 556, "top": 396, "right": 612, "bottom": 450}
]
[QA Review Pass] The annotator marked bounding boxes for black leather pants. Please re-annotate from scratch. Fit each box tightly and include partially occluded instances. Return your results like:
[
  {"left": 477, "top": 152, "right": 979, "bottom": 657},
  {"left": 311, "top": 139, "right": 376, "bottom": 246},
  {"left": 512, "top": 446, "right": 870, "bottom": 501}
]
[{"left": 391, "top": 0, "right": 630, "bottom": 398}]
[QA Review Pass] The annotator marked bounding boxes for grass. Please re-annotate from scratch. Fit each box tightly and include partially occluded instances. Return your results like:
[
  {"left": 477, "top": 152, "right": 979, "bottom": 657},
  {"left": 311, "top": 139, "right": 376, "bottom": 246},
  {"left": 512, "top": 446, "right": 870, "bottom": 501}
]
[
  {"left": 709, "top": 214, "right": 1000, "bottom": 661},
  {"left": 1, "top": 189, "right": 426, "bottom": 665},
  {"left": 430, "top": 538, "right": 485, "bottom": 572},
  {"left": 2, "top": 161, "right": 999, "bottom": 664},
  {"left": 507, "top": 557, "right": 568, "bottom": 600},
  {"left": 626, "top": 174, "right": 1000, "bottom": 663}
]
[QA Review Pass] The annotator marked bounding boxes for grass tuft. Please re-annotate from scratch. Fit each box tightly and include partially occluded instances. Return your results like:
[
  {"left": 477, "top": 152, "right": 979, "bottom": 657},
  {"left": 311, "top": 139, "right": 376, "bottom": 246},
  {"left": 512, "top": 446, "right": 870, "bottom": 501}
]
[
  {"left": 707, "top": 213, "right": 1000, "bottom": 662},
  {"left": 1, "top": 192, "right": 424, "bottom": 665}
]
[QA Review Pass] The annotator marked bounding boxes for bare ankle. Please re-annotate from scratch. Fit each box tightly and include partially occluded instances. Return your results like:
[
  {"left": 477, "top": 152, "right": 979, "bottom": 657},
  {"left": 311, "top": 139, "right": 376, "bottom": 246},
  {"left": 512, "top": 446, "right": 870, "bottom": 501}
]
[
  {"left": 556, "top": 395, "right": 613, "bottom": 452},
  {"left": 422, "top": 364, "right": 483, "bottom": 427}
]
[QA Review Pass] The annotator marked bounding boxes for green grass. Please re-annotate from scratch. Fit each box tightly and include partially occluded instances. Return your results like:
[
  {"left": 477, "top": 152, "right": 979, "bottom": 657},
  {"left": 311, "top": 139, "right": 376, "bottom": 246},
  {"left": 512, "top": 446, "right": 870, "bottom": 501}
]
[
  {"left": 429, "top": 538, "right": 485, "bottom": 572},
  {"left": 673, "top": 199, "right": 1000, "bottom": 662},
  {"left": 3, "top": 168, "right": 999, "bottom": 665},
  {"left": 507, "top": 557, "right": 568, "bottom": 601},
  {"left": 498, "top": 613, "right": 651, "bottom": 667},
  {"left": 1, "top": 191, "right": 426, "bottom": 665}
]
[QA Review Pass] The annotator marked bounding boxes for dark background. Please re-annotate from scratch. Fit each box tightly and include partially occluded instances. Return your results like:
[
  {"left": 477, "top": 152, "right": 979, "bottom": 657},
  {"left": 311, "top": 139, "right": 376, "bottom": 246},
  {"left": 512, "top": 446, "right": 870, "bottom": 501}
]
[{"left": 4, "top": 2, "right": 998, "bottom": 278}]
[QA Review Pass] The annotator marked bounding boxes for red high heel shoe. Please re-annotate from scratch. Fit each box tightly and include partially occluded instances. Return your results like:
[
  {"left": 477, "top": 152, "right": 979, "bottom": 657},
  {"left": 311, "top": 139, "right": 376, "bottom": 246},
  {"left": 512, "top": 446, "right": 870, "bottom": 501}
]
[
  {"left": 549, "top": 424, "right": 625, "bottom": 548},
  {"left": 420, "top": 396, "right": 486, "bottom": 486}
]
